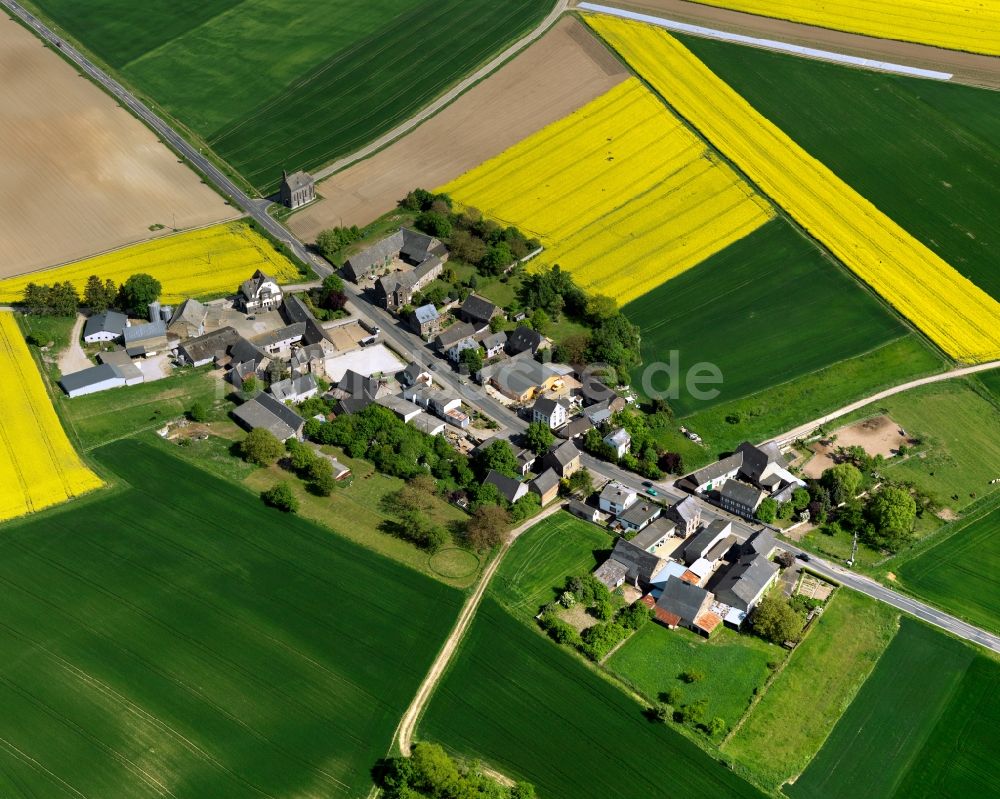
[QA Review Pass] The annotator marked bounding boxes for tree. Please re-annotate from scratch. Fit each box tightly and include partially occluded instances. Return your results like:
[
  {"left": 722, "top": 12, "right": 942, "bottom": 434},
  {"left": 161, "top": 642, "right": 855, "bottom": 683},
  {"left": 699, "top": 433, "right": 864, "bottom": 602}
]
[
  {"left": 414, "top": 211, "right": 451, "bottom": 238},
  {"left": 117, "top": 273, "right": 161, "bottom": 316},
  {"left": 480, "top": 242, "right": 514, "bottom": 275},
  {"left": 448, "top": 229, "right": 488, "bottom": 265},
  {"left": 658, "top": 451, "right": 684, "bottom": 475},
  {"left": 528, "top": 308, "right": 550, "bottom": 335},
  {"left": 83, "top": 274, "right": 115, "bottom": 312},
  {"left": 472, "top": 439, "right": 519, "bottom": 479},
  {"left": 50, "top": 282, "right": 81, "bottom": 316},
  {"left": 706, "top": 717, "right": 727, "bottom": 737},
  {"left": 459, "top": 345, "right": 484, "bottom": 374},
  {"left": 510, "top": 492, "right": 540, "bottom": 523},
  {"left": 466, "top": 503, "right": 510, "bottom": 551},
  {"left": 524, "top": 421, "right": 555, "bottom": 455},
  {"left": 240, "top": 428, "right": 284, "bottom": 466},
  {"left": 566, "top": 467, "right": 594, "bottom": 497},
  {"left": 261, "top": 482, "right": 297, "bottom": 512},
  {"left": 792, "top": 487, "right": 811, "bottom": 511},
  {"left": 749, "top": 595, "right": 804, "bottom": 644},
  {"left": 822, "top": 462, "right": 863, "bottom": 505},
  {"left": 757, "top": 497, "right": 778, "bottom": 523},
  {"left": 585, "top": 293, "right": 618, "bottom": 323},
  {"left": 188, "top": 402, "right": 209, "bottom": 423},
  {"left": 241, "top": 373, "right": 259, "bottom": 395},
  {"left": 865, "top": 486, "right": 917, "bottom": 551},
  {"left": 553, "top": 332, "right": 591, "bottom": 365},
  {"left": 315, "top": 226, "right": 360, "bottom": 260}
]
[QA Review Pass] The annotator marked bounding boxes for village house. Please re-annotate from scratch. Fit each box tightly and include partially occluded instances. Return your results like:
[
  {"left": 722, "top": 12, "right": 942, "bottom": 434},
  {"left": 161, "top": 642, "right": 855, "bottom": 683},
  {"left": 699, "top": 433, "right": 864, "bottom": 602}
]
[
  {"left": 681, "top": 519, "right": 738, "bottom": 584},
  {"left": 478, "top": 351, "right": 562, "bottom": 403},
  {"left": 567, "top": 498, "right": 601, "bottom": 523},
  {"left": 593, "top": 537, "right": 664, "bottom": 592},
  {"left": 166, "top": 299, "right": 207, "bottom": 339},
  {"left": 529, "top": 468, "right": 560, "bottom": 506},
  {"left": 237, "top": 270, "right": 283, "bottom": 314},
  {"left": 481, "top": 331, "right": 507, "bottom": 359},
  {"left": 176, "top": 327, "right": 241, "bottom": 367},
  {"left": 685, "top": 440, "right": 805, "bottom": 504},
  {"left": 435, "top": 322, "right": 478, "bottom": 362},
  {"left": 375, "top": 394, "right": 424, "bottom": 423},
  {"left": 651, "top": 577, "right": 722, "bottom": 637},
  {"left": 459, "top": 294, "right": 498, "bottom": 329},
  {"left": 714, "top": 550, "right": 779, "bottom": 619},
  {"left": 599, "top": 481, "right": 637, "bottom": 515},
  {"left": 409, "top": 303, "right": 441, "bottom": 338},
  {"left": 604, "top": 428, "right": 631, "bottom": 459},
  {"left": 398, "top": 361, "right": 433, "bottom": 389},
  {"left": 484, "top": 470, "right": 529, "bottom": 504},
  {"left": 540, "top": 440, "right": 581, "bottom": 478},
  {"left": 232, "top": 392, "right": 305, "bottom": 441},
  {"left": 617, "top": 500, "right": 662, "bottom": 534},
  {"left": 374, "top": 256, "right": 443, "bottom": 310},
  {"left": 556, "top": 416, "right": 594, "bottom": 441},
  {"left": 505, "top": 325, "right": 544, "bottom": 356},
  {"left": 82, "top": 310, "right": 127, "bottom": 344},
  {"left": 719, "top": 479, "right": 768, "bottom": 519},
  {"left": 342, "top": 227, "right": 448, "bottom": 284},
  {"left": 578, "top": 374, "right": 626, "bottom": 410},
  {"left": 531, "top": 397, "right": 567, "bottom": 430},
  {"left": 253, "top": 322, "right": 306, "bottom": 356},
  {"left": 629, "top": 517, "right": 678, "bottom": 558},
  {"left": 665, "top": 495, "right": 702, "bottom": 536},
  {"left": 269, "top": 374, "right": 318, "bottom": 404},
  {"left": 290, "top": 342, "right": 334, "bottom": 379},
  {"left": 279, "top": 170, "right": 316, "bottom": 209}
]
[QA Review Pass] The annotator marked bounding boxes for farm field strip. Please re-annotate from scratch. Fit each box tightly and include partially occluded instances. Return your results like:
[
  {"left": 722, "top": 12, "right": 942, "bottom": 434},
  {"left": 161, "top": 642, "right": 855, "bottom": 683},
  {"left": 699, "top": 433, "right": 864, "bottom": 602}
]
[
  {"left": 0, "top": 313, "right": 102, "bottom": 523},
  {"left": 586, "top": 15, "right": 1000, "bottom": 362},
  {"left": 683, "top": 0, "right": 1000, "bottom": 55},
  {"left": 0, "top": 439, "right": 461, "bottom": 797},
  {"left": 440, "top": 78, "right": 774, "bottom": 305},
  {"left": 0, "top": 222, "right": 301, "bottom": 305},
  {"left": 788, "top": 619, "right": 1000, "bottom": 799}
]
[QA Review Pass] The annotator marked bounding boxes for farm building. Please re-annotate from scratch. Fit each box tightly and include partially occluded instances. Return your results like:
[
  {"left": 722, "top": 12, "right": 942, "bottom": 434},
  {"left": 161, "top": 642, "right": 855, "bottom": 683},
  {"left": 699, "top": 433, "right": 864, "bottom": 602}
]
[
  {"left": 231, "top": 392, "right": 304, "bottom": 441},
  {"left": 529, "top": 468, "right": 560, "bottom": 505},
  {"left": 374, "top": 256, "right": 443, "bottom": 310},
  {"left": 270, "top": 374, "right": 318, "bottom": 403},
  {"left": 375, "top": 394, "right": 424, "bottom": 423},
  {"left": 83, "top": 311, "right": 127, "bottom": 344},
  {"left": 594, "top": 537, "right": 664, "bottom": 592},
  {"left": 176, "top": 327, "right": 241, "bottom": 367},
  {"left": 567, "top": 499, "right": 600, "bottom": 523},
  {"left": 342, "top": 228, "right": 447, "bottom": 283},
  {"left": 279, "top": 170, "right": 315, "bottom": 209},
  {"left": 410, "top": 412, "right": 445, "bottom": 437},
  {"left": 652, "top": 577, "right": 722, "bottom": 637},
  {"left": 253, "top": 323, "right": 306, "bottom": 355},
  {"left": 479, "top": 351, "right": 563, "bottom": 403},
  {"left": 60, "top": 362, "right": 143, "bottom": 398},
  {"left": 459, "top": 294, "right": 498, "bottom": 328},
  {"left": 167, "top": 299, "right": 207, "bottom": 339}
]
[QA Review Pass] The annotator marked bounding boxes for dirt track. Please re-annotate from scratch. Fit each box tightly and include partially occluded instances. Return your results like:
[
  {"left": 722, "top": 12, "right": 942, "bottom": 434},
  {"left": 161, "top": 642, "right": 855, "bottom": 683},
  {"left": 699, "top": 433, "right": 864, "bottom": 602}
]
[
  {"left": 0, "top": 14, "right": 236, "bottom": 278},
  {"left": 289, "top": 17, "right": 628, "bottom": 240},
  {"left": 581, "top": 0, "right": 1000, "bottom": 88}
]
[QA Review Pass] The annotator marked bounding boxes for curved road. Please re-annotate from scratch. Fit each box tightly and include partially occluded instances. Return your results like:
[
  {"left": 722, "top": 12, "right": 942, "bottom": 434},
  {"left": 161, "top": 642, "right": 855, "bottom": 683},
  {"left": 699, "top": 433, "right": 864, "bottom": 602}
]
[{"left": 766, "top": 359, "right": 1000, "bottom": 445}]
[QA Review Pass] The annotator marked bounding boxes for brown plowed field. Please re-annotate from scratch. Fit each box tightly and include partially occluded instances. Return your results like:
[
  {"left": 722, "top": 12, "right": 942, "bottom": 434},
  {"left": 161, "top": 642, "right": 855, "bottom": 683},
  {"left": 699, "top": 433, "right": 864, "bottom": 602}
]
[
  {"left": 0, "top": 15, "right": 237, "bottom": 278},
  {"left": 583, "top": 0, "right": 1000, "bottom": 88},
  {"left": 289, "top": 17, "right": 628, "bottom": 241}
]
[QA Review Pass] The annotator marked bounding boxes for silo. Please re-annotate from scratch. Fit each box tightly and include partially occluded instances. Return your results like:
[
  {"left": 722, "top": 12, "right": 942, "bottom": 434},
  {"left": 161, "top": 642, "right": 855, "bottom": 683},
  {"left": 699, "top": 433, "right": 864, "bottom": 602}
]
[{"left": 148, "top": 301, "right": 160, "bottom": 323}]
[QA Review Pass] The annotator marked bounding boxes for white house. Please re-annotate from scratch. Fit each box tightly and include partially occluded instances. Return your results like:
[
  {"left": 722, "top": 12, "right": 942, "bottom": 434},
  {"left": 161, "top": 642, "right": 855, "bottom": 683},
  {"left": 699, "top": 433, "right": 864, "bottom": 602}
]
[
  {"left": 604, "top": 428, "right": 631, "bottom": 459},
  {"left": 531, "top": 397, "right": 567, "bottom": 430},
  {"left": 237, "top": 270, "right": 282, "bottom": 314},
  {"left": 599, "top": 481, "right": 637, "bottom": 515},
  {"left": 270, "top": 374, "right": 318, "bottom": 403}
]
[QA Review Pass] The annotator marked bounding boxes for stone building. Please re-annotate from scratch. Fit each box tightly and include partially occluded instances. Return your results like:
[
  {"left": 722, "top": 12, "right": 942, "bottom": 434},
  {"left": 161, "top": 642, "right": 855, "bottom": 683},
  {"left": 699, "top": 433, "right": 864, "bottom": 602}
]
[{"left": 279, "top": 170, "right": 316, "bottom": 209}]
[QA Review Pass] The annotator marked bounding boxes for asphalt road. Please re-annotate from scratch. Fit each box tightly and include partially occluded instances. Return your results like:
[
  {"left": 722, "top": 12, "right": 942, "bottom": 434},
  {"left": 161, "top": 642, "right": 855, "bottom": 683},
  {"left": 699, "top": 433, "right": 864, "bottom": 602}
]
[{"left": 10, "top": 0, "right": 997, "bottom": 655}]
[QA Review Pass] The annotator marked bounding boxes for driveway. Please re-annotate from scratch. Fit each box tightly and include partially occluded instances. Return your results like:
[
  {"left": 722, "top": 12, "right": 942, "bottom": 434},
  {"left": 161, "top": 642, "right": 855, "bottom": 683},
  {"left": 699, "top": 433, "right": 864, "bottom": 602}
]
[{"left": 57, "top": 313, "right": 91, "bottom": 375}]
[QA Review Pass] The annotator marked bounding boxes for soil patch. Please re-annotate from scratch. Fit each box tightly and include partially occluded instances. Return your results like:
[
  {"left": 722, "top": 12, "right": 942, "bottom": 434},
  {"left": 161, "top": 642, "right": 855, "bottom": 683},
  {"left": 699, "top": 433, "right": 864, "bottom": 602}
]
[
  {"left": 562, "top": 603, "right": 602, "bottom": 634},
  {"left": 0, "top": 15, "right": 235, "bottom": 277},
  {"left": 804, "top": 415, "right": 909, "bottom": 478},
  {"left": 289, "top": 17, "right": 628, "bottom": 239}
]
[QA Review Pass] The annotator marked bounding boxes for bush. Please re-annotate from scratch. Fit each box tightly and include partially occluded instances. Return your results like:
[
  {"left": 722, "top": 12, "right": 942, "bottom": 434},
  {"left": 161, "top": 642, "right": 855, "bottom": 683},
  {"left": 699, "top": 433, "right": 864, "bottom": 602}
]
[
  {"left": 261, "top": 482, "right": 297, "bottom": 512},
  {"left": 240, "top": 428, "right": 284, "bottom": 466},
  {"left": 188, "top": 402, "right": 209, "bottom": 423},
  {"left": 679, "top": 670, "right": 704, "bottom": 684},
  {"left": 750, "top": 595, "right": 804, "bottom": 644}
]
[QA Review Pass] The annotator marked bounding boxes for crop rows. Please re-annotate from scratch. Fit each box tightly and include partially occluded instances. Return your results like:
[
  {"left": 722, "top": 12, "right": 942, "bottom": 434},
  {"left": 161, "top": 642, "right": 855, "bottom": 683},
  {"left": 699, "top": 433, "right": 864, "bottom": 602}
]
[
  {"left": 439, "top": 78, "right": 774, "bottom": 305},
  {"left": 0, "top": 222, "right": 300, "bottom": 305},
  {"left": 0, "top": 312, "right": 102, "bottom": 522},
  {"left": 688, "top": 0, "right": 1000, "bottom": 56},
  {"left": 588, "top": 16, "right": 1000, "bottom": 362}
]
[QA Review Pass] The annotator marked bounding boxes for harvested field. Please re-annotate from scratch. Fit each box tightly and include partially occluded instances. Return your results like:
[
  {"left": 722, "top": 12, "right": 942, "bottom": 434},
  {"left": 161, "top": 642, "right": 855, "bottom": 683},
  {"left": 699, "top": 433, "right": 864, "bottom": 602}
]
[
  {"left": 803, "top": 414, "right": 909, "bottom": 478},
  {"left": 0, "top": 14, "right": 235, "bottom": 278},
  {"left": 289, "top": 18, "right": 628, "bottom": 240}
]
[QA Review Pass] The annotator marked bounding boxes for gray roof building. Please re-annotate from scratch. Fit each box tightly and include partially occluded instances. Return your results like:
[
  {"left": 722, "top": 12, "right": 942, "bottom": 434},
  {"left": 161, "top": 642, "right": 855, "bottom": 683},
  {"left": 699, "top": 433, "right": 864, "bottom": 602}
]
[
  {"left": 270, "top": 374, "right": 318, "bottom": 402},
  {"left": 690, "top": 452, "right": 744, "bottom": 490},
  {"left": 399, "top": 361, "right": 430, "bottom": 387},
  {"left": 656, "top": 576, "right": 715, "bottom": 627},
  {"left": 60, "top": 363, "right": 127, "bottom": 397},
  {"left": 682, "top": 519, "right": 733, "bottom": 565},
  {"left": 228, "top": 337, "right": 268, "bottom": 368},
  {"left": 83, "top": 311, "right": 127, "bottom": 341},
  {"left": 505, "top": 325, "right": 543, "bottom": 355},
  {"left": 252, "top": 322, "right": 306, "bottom": 351},
  {"left": 631, "top": 517, "right": 676, "bottom": 552},
  {"left": 618, "top": 500, "right": 661, "bottom": 531},
  {"left": 336, "top": 369, "right": 380, "bottom": 401},
  {"left": 719, "top": 480, "right": 767, "bottom": 514},
  {"left": 484, "top": 469, "right": 529, "bottom": 504},
  {"left": 557, "top": 416, "right": 594, "bottom": 440},
  {"left": 460, "top": 294, "right": 497, "bottom": 327},
  {"left": 231, "top": 392, "right": 304, "bottom": 441},
  {"left": 541, "top": 440, "right": 580, "bottom": 477},
  {"left": 167, "top": 299, "right": 207, "bottom": 338},
  {"left": 413, "top": 303, "right": 439, "bottom": 325},
  {"left": 435, "top": 321, "right": 478, "bottom": 350},
  {"left": 482, "top": 331, "right": 507, "bottom": 353},
  {"left": 177, "top": 326, "right": 241, "bottom": 366},
  {"left": 342, "top": 228, "right": 446, "bottom": 282},
  {"left": 737, "top": 441, "right": 785, "bottom": 484},
  {"left": 529, "top": 467, "right": 560, "bottom": 499},
  {"left": 606, "top": 538, "right": 663, "bottom": 589},
  {"left": 122, "top": 319, "right": 167, "bottom": 345},
  {"left": 713, "top": 554, "right": 779, "bottom": 612}
]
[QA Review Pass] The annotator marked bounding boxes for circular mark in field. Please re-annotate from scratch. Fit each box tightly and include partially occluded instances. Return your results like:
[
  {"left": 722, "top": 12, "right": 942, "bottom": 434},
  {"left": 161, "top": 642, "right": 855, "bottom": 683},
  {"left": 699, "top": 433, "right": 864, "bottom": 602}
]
[{"left": 428, "top": 548, "right": 480, "bottom": 579}]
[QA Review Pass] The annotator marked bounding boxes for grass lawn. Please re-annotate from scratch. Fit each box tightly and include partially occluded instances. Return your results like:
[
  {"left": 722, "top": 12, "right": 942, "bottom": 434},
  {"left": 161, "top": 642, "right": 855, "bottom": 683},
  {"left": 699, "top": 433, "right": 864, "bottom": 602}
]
[
  {"left": 491, "top": 511, "right": 612, "bottom": 620},
  {"left": 607, "top": 623, "right": 782, "bottom": 731},
  {"left": 56, "top": 367, "right": 221, "bottom": 452},
  {"left": 243, "top": 443, "right": 478, "bottom": 589},
  {"left": 679, "top": 35, "right": 1000, "bottom": 301},
  {"left": 28, "top": 0, "right": 554, "bottom": 192},
  {"left": 892, "top": 502, "right": 1000, "bottom": 635},
  {"left": 722, "top": 589, "right": 898, "bottom": 789},
  {"left": 787, "top": 619, "right": 999, "bottom": 799},
  {"left": 625, "top": 219, "right": 908, "bottom": 415},
  {"left": 420, "top": 597, "right": 766, "bottom": 798},
  {"left": 654, "top": 335, "right": 945, "bottom": 471},
  {"left": 0, "top": 438, "right": 461, "bottom": 798},
  {"left": 975, "top": 367, "right": 1000, "bottom": 401}
]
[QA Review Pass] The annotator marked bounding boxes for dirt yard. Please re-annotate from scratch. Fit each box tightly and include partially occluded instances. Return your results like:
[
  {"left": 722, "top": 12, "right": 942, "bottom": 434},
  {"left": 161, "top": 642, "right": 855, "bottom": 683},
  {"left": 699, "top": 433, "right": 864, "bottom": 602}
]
[
  {"left": 0, "top": 15, "right": 236, "bottom": 277},
  {"left": 289, "top": 17, "right": 628, "bottom": 239},
  {"left": 804, "top": 415, "right": 909, "bottom": 478}
]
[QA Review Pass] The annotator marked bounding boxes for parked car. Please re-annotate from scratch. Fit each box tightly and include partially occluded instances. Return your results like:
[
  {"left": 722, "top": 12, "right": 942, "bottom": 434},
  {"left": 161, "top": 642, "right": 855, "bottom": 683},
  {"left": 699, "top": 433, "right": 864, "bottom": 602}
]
[{"left": 796, "top": 552, "right": 811, "bottom": 562}]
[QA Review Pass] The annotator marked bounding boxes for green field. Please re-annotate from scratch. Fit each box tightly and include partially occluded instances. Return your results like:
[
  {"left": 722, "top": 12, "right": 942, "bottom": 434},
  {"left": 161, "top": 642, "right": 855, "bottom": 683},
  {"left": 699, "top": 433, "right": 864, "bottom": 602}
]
[
  {"left": 894, "top": 504, "right": 1000, "bottom": 634},
  {"left": 788, "top": 619, "right": 1000, "bottom": 799},
  {"left": 977, "top": 367, "right": 1000, "bottom": 401},
  {"left": 0, "top": 439, "right": 461, "bottom": 797},
  {"left": 652, "top": 335, "right": 944, "bottom": 470},
  {"left": 491, "top": 511, "right": 612, "bottom": 619},
  {"left": 723, "top": 589, "right": 898, "bottom": 788},
  {"left": 679, "top": 36, "right": 1000, "bottom": 301},
  {"left": 420, "top": 598, "right": 766, "bottom": 798},
  {"left": 607, "top": 623, "right": 781, "bottom": 729},
  {"left": 29, "top": 0, "right": 553, "bottom": 192},
  {"left": 625, "top": 219, "right": 909, "bottom": 415}
]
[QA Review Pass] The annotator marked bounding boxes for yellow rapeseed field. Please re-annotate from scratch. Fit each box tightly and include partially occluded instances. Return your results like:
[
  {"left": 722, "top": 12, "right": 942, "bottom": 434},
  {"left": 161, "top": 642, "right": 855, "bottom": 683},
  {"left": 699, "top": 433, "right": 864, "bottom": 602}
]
[
  {"left": 438, "top": 78, "right": 774, "bottom": 305},
  {"left": 0, "top": 312, "right": 103, "bottom": 522},
  {"left": 685, "top": 0, "right": 1000, "bottom": 56},
  {"left": 0, "top": 222, "right": 301, "bottom": 305},
  {"left": 588, "top": 15, "right": 1000, "bottom": 362}
]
